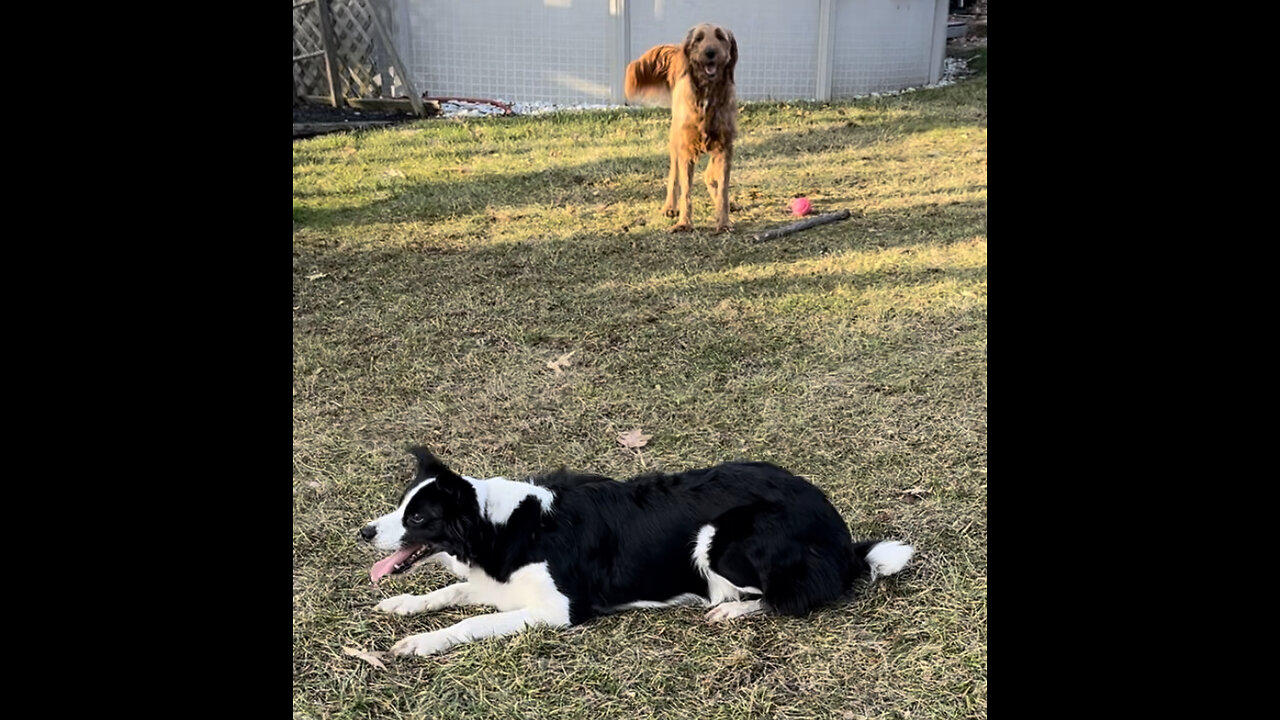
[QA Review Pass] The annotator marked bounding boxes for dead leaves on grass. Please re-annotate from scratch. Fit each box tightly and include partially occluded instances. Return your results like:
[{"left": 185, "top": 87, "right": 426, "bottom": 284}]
[
  {"left": 341, "top": 646, "right": 388, "bottom": 670},
  {"left": 899, "top": 487, "right": 930, "bottom": 503},
  {"left": 617, "top": 428, "right": 651, "bottom": 450},
  {"left": 546, "top": 351, "right": 576, "bottom": 375}
]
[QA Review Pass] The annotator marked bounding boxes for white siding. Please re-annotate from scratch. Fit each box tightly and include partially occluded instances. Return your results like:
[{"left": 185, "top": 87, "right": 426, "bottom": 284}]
[{"left": 391, "top": 0, "right": 946, "bottom": 104}]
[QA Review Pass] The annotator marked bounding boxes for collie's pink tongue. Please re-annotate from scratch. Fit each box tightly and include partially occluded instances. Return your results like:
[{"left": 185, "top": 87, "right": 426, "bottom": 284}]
[{"left": 370, "top": 546, "right": 421, "bottom": 584}]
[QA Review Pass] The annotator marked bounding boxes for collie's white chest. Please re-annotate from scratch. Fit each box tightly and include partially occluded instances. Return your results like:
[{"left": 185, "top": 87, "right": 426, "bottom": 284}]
[{"left": 467, "top": 562, "right": 571, "bottom": 620}]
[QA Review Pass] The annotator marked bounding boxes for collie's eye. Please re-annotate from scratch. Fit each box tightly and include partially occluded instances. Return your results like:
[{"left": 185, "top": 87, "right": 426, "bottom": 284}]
[{"left": 407, "top": 513, "right": 425, "bottom": 526}]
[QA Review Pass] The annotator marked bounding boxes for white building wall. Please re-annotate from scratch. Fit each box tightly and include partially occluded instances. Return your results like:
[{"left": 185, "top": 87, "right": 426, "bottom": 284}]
[
  {"left": 390, "top": 0, "right": 945, "bottom": 105},
  {"left": 831, "top": 0, "right": 942, "bottom": 96},
  {"left": 628, "top": 0, "right": 823, "bottom": 102},
  {"left": 403, "top": 0, "right": 614, "bottom": 103}
]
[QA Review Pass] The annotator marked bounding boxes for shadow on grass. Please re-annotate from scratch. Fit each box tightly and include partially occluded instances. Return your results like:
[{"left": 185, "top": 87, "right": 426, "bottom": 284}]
[
  {"left": 293, "top": 149, "right": 670, "bottom": 229},
  {"left": 293, "top": 196, "right": 986, "bottom": 339},
  {"left": 740, "top": 116, "right": 981, "bottom": 162}
]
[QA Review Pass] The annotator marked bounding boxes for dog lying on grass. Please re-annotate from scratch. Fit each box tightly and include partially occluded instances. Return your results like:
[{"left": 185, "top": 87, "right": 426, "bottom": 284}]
[{"left": 360, "top": 447, "right": 913, "bottom": 656}]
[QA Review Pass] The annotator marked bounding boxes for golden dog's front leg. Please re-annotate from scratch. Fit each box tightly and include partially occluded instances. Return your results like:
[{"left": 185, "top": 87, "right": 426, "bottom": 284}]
[
  {"left": 706, "top": 150, "right": 732, "bottom": 233},
  {"left": 661, "top": 152, "right": 679, "bottom": 218},
  {"left": 671, "top": 156, "right": 696, "bottom": 232}
]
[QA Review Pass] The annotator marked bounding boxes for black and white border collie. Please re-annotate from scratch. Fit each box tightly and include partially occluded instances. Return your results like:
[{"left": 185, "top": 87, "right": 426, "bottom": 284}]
[{"left": 359, "top": 447, "right": 913, "bottom": 656}]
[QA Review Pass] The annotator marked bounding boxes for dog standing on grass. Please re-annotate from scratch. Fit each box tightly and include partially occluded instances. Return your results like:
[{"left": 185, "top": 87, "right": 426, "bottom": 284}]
[{"left": 625, "top": 23, "right": 738, "bottom": 233}]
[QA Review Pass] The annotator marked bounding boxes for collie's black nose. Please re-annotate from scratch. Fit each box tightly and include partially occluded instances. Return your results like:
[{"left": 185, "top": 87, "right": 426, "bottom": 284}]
[{"left": 358, "top": 525, "right": 377, "bottom": 541}]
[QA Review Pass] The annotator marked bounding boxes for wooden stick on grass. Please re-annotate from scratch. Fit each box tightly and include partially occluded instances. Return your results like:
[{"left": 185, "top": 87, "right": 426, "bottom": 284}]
[{"left": 751, "top": 209, "right": 852, "bottom": 242}]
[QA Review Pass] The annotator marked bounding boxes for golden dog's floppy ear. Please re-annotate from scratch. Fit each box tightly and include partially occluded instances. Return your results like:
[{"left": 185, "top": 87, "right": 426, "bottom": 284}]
[
  {"left": 681, "top": 26, "right": 698, "bottom": 62},
  {"left": 726, "top": 30, "right": 738, "bottom": 83}
]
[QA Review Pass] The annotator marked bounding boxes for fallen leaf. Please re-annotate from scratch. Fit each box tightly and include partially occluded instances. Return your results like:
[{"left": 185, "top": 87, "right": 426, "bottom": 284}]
[
  {"left": 546, "top": 350, "right": 576, "bottom": 375},
  {"left": 617, "top": 428, "right": 651, "bottom": 450},
  {"left": 899, "top": 487, "right": 930, "bottom": 503},
  {"left": 306, "top": 272, "right": 328, "bottom": 281},
  {"left": 342, "top": 646, "right": 387, "bottom": 669}
]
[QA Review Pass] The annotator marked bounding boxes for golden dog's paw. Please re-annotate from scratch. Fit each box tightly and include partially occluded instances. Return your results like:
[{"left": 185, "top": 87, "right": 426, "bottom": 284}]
[{"left": 670, "top": 222, "right": 693, "bottom": 233}]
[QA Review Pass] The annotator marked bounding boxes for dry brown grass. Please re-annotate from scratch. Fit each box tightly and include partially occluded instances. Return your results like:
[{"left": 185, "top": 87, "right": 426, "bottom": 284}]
[{"left": 293, "top": 53, "right": 985, "bottom": 720}]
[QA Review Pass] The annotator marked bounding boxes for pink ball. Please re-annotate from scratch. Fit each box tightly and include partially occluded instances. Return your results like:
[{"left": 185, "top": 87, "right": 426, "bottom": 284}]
[{"left": 789, "top": 197, "right": 812, "bottom": 216}]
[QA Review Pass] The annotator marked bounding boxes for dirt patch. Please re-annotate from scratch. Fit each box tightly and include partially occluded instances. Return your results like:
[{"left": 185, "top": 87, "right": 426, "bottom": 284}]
[
  {"left": 293, "top": 103, "right": 423, "bottom": 139},
  {"left": 293, "top": 104, "right": 417, "bottom": 125}
]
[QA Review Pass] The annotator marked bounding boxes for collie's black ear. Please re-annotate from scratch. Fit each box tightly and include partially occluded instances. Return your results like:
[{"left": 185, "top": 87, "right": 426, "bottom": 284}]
[
  {"left": 406, "top": 445, "right": 454, "bottom": 481},
  {"left": 435, "top": 471, "right": 473, "bottom": 502},
  {"left": 406, "top": 446, "right": 473, "bottom": 502}
]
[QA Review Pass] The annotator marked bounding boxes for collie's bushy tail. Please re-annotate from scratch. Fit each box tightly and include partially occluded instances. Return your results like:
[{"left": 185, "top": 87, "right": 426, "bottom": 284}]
[{"left": 851, "top": 540, "right": 915, "bottom": 582}]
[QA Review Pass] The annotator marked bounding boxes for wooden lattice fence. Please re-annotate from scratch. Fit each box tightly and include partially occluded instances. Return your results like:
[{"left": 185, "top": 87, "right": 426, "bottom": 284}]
[{"left": 293, "top": 0, "right": 402, "bottom": 102}]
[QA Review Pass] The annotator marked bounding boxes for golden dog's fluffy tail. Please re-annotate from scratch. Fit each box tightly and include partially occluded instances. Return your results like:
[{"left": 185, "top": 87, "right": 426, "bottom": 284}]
[{"left": 624, "top": 44, "right": 683, "bottom": 106}]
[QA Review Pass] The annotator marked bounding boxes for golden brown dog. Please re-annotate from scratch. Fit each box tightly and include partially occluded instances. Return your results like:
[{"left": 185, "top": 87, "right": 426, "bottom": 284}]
[{"left": 625, "top": 24, "right": 738, "bottom": 233}]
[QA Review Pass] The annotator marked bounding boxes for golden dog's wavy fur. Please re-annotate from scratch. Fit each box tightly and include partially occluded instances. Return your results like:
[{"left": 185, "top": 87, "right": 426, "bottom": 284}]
[{"left": 625, "top": 24, "right": 738, "bottom": 233}]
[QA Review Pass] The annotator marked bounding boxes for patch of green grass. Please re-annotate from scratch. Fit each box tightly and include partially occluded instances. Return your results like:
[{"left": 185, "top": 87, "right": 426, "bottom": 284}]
[
  {"left": 961, "top": 48, "right": 987, "bottom": 76},
  {"left": 294, "top": 69, "right": 986, "bottom": 719}
]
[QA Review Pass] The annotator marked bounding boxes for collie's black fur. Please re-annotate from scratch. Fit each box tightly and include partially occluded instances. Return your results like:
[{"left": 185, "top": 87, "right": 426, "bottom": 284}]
[{"left": 367, "top": 447, "right": 911, "bottom": 633}]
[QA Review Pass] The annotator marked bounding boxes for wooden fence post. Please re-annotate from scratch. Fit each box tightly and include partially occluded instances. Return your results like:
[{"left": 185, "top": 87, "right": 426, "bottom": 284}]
[
  {"left": 315, "top": 0, "right": 344, "bottom": 107},
  {"left": 368, "top": 1, "right": 425, "bottom": 116}
]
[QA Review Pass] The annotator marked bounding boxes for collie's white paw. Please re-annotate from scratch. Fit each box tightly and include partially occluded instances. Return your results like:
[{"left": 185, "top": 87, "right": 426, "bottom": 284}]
[
  {"left": 706, "top": 599, "right": 764, "bottom": 623},
  {"left": 390, "top": 631, "right": 453, "bottom": 656},
  {"left": 375, "top": 594, "right": 430, "bottom": 615}
]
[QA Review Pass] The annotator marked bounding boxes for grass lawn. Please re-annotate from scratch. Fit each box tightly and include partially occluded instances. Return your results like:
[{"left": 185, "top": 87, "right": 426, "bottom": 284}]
[{"left": 293, "top": 49, "right": 986, "bottom": 720}]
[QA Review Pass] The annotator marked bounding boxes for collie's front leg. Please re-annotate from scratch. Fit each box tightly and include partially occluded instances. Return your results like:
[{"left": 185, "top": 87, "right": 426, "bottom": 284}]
[
  {"left": 375, "top": 582, "right": 475, "bottom": 615},
  {"left": 390, "top": 609, "right": 569, "bottom": 656}
]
